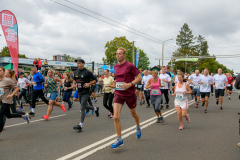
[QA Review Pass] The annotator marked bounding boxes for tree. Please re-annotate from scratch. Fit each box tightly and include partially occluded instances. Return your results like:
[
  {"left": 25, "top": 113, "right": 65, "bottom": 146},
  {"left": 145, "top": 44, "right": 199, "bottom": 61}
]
[
  {"left": 63, "top": 54, "right": 81, "bottom": 62},
  {"left": 103, "top": 36, "right": 135, "bottom": 65},
  {"left": 137, "top": 49, "right": 150, "bottom": 70},
  {"left": 0, "top": 46, "right": 27, "bottom": 58}
]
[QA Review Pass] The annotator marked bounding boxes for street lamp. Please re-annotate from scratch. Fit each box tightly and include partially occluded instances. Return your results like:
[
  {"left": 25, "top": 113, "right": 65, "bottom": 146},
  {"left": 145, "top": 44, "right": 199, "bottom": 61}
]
[{"left": 162, "top": 38, "right": 173, "bottom": 66}]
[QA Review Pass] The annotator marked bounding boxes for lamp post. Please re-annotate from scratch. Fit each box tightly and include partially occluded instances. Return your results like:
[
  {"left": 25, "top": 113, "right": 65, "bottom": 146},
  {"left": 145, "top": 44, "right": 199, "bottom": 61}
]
[{"left": 162, "top": 38, "right": 173, "bottom": 66}]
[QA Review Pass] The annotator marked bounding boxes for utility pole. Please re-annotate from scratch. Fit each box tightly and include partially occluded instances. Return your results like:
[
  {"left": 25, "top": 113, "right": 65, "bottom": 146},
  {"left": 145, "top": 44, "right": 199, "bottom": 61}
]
[
  {"left": 162, "top": 38, "right": 173, "bottom": 67},
  {"left": 132, "top": 41, "right": 135, "bottom": 65}
]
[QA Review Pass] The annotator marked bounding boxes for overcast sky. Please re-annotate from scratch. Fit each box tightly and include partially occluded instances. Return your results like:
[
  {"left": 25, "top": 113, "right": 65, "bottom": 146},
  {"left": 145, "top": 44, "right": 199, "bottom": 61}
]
[{"left": 0, "top": 0, "right": 240, "bottom": 72}]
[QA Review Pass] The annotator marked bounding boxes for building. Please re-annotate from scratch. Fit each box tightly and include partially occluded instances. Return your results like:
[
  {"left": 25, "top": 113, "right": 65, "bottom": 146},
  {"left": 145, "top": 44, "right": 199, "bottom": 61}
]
[{"left": 53, "top": 55, "right": 64, "bottom": 61}]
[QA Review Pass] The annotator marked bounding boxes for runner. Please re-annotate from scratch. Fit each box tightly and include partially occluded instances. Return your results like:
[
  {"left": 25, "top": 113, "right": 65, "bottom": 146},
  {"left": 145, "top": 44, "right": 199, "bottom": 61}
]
[
  {"left": 111, "top": 47, "right": 142, "bottom": 149},
  {"left": 146, "top": 70, "right": 165, "bottom": 123},
  {"left": 171, "top": 71, "right": 176, "bottom": 94},
  {"left": 226, "top": 73, "right": 234, "bottom": 100},
  {"left": 62, "top": 72, "right": 73, "bottom": 110},
  {"left": 188, "top": 70, "right": 202, "bottom": 108},
  {"left": 142, "top": 70, "right": 152, "bottom": 108},
  {"left": 0, "top": 67, "right": 30, "bottom": 137},
  {"left": 210, "top": 73, "right": 214, "bottom": 96},
  {"left": 197, "top": 68, "right": 214, "bottom": 113},
  {"left": 213, "top": 68, "right": 228, "bottom": 110},
  {"left": 72, "top": 59, "right": 99, "bottom": 132},
  {"left": 159, "top": 67, "right": 171, "bottom": 109},
  {"left": 102, "top": 69, "right": 115, "bottom": 119},
  {"left": 90, "top": 70, "right": 97, "bottom": 103},
  {"left": 30, "top": 66, "right": 49, "bottom": 116},
  {"left": 174, "top": 69, "right": 182, "bottom": 84},
  {"left": 172, "top": 72, "right": 192, "bottom": 130},
  {"left": 135, "top": 69, "right": 145, "bottom": 105},
  {"left": 189, "top": 71, "right": 194, "bottom": 100},
  {"left": 17, "top": 72, "right": 32, "bottom": 110}
]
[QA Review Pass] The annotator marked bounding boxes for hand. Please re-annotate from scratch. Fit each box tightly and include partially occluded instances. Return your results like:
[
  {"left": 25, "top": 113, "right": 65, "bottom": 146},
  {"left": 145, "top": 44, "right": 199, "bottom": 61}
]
[
  {"left": 84, "top": 83, "right": 90, "bottom": 88},
  {"left": 150, "top": 83, "right": 153, "bottom": 87},
  {"left": 184, "top": 91, "right": 188, "bottom": 94},
  {"left": 120, "top": 83, "right": 132, "bottom": 90},
  {"left": 61, "top": 88, "right": 64, "bottom": 90},
  {"left": 44, "top": 84, "right": 48, "bottom": 87},
  {"left": 172, "top": 93, "right": 176, "bottom": 96},
  {"left": 162, "top": 79, "right": 166, "bottom": 82},
  {"left": 6, "top": 95, "right": 13, "bottom": 99},
  {"left": 102, "top": 87, "right": 105, "bottom": 92},
  {"left": 57, "top": 86, "right": 60, "bottom": 91},
  {"left": 24, "top": 85, "right": 28, "bottom": 88},
  {"left": 213, "top": 85, "right": 216, "bottom": 88},
  {"left": 223, "top": 86, "right": 226, "bottom": 89},
  {"left": 32, "top": 82, "right": 36, "bottom": 85}
]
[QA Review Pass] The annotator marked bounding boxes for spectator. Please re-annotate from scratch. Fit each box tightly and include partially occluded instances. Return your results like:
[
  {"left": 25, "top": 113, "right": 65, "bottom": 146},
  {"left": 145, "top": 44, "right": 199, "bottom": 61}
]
[
  {"left": 44, "top": 59, "right": 48, "bottom": 68},
  {"left": 97, "top": 76, "right": 103, "bottom": 94},
  {"left": 70, "top": 71, "right": 74, "bottom": 79},
  {"left": 33, "top": 58, "right": 38, "bottom": 70},
  {"left": 38, "top": 58, "right": 42, "bottom": 71}
]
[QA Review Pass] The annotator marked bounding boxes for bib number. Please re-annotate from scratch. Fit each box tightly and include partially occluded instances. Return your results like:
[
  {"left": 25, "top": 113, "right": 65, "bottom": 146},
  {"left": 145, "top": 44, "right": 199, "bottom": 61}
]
[
  {"left": 33, "top": 84, "right": 37, "bottom": 87},
  {"left": 64, "top": 89, "right": 67, "bottom": 91},
  {"left": 217, "top": 83, "right": 223, "bottom": 87},
  {"left": 138, "top": 85, "right": 142, "bottom": 88},
  {"left": 0, "top": 88, "right": 4, "bottom": 95},
  {"left": 227, "top": 84, "right": 231, "bottom": 87},
  {"left": 176, "top": 92, "right": 183, "bottom": 100},
  {"left": 77, "top": 83, "right": 82, "bottom": 89},
  {"left": 202, "top": 83, "right": 208, "bottom": 87},
  {"left": 47, "top": 93, "right": 51, "bottom": 98},
  {"left": 161, "top": 81, "right": 166, "bottom": 86},
  {"left": 116, "top": 82, "right": 125, "bottom": 90},
  {"left": 151, "top": 89, "right": 159, "bottom": 95},
  {"left": 194, "top": 85, "right": 199, "bottom": 89}
]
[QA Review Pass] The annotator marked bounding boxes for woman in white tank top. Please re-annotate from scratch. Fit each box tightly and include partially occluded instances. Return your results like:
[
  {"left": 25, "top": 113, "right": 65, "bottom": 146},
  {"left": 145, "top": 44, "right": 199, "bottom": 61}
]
[{"left": 172, "top": 73, "right": 192, "bottom": 130}]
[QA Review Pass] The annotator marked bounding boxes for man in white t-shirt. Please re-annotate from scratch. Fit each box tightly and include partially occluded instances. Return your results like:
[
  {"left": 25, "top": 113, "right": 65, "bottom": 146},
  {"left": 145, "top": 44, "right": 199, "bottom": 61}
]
[
  {"left": 213, "top": 68, "right": 228, "bottom": 110},
  {"left": 142, "top": 70, "right": 152, "bottom": 108},
  {"left": 198, "top": 68, "right": 214, "bottom": 113},
  {"left": 159, "top": 67, "right": 171, "bottom": 109},
  {"left": 174, "top": 69, "right": 182, "bottom": 84},
  {"left": 188, "top": 70, "right": 202, "bottom": 108}
]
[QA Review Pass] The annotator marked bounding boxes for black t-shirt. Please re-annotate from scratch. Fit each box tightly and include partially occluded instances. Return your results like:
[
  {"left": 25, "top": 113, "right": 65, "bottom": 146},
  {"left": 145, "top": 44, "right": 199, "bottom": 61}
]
[
  {"left": 64, "top": 80, "right": 73, "bottom": 92},
  {"left": 74, "top": 68, "right": 97, "bottom": 95}
]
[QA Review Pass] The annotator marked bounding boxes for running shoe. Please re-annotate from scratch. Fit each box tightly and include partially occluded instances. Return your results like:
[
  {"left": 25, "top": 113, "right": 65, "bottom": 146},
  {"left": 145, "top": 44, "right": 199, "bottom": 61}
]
[
  {"left": 73, "top": 125, "right": 82, "bottom": 132},
  {"left": 95, "top": 107, "right": 99, "bottom": 117},
  {"left": 239, "top": 95, "right": 240, "bottom": 99},
  {"left": 160, "top": 116, "right": 165, "bottom": 123},
  {"left": 160, "top": 105, "right": 163, "bottom": 110},
  {"left": 92, "top": 110, "right": 94, "bottom": 114},
  {"left": 17, "top": 107, "right": 23, "bottom": 110},
  {"left": 237, "top": 142, "right": 240, "bottom": 148},
  {"left": 23, "top": 113, "right": 30, "bottom": 123},
  {"left": 229, "top": 97, "right": 231, "bottom": 100},
  {"left": 204, "top": 109, "right": 207, "bottom": 113},
  {"left": 67, "top": 107, "right": 72, "bottom": 110},
  {"left": 85, "top": 111, "right": 89, "bottom": 115},
  {"left": 143, "top": 100, "right": 145, "bottom": 104},
  {"left": 111, "top": 139, "right": 123, "bottom": 149},
  {"left": 202, "top": 103, "right": 205, "bottom": 106},
  {"left": 29, "top": 106, "right": 32, "bottom": 109},
  {"left": 238, "top": 112, "right": 240, "bottom": 115},
  {"left": 166, "top": 105, "right": 169, "bottom": 109},
  {"left": 179, "top": 124, "right": 184, "bottom": 130},
  {"left": 186, "top": 114, "right": 190, "bottom": 123},
  {"left": 42, "top": 115, "right": 49, "bottom": 120},
  {"left": 216, "top": 100, "right": 219, "bottom": 105},
  {"left": 146, "top": 105, "right": 150, "bottom": 108},
  {"left": 94, "top": 98, "right": 98, "bottom": 103},
  {"left": 196, "top": 104, "right": 198, "bottom": 108},
  {"left": 220, "top": 106, "right": 223, "bottom": 110},
  {"left": 140, "top": 101, "right": 142, "bottom": 105},
  {"left": 136, "top": 128, "right": 141, "bottom": 139},
  {"left": 156, "top": 118, "right": 160, "bottom": 123},
  {"left": 61, "top": 104, "right": 65, "bottom": 112},
  {"left": 29, "top": 111, "right": 35, "bottom": 116},
  {"left": 109, "top": 114, "right": 113, "bottom": 119}
]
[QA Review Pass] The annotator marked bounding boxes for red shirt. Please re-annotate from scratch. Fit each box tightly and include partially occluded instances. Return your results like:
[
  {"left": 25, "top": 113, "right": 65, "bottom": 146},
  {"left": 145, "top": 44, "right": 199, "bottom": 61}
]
[
  {"left": 227, "top": 76, "right": 234, "bottom": 86},
  {"left": 114, "top": 61, "right": 140, "bottom": 96}
]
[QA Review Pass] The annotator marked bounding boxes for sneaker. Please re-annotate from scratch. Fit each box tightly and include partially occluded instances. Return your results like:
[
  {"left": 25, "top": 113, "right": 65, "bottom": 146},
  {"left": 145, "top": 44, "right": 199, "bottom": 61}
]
[
  {"left": 204, "top": 109, "right": 207, "bottom": 113},
  {"left": 29, "top": 106, "right": 32, "bottom": 109},
  {"left": 216, "top": 100, "right": 219, "bottom": 105},
  {"left": 156, "top": 118, "right": 160, "bottom": 123},
  {"left": 160, "top": 105, "right": 163, "bottom": 110},
  {"left": 85, "top": 111, "right": 89, "bottom": 115},
  {"left": 109, "top": 114, "right": 113, "bottom": 119},
  {"left": 160, "top": 116, "right": 165, "bottom": 123},
  {"left": 146, "top": 105, "right": 150, "bottom": 108},
  {"left": 61, "top": 104, "right": 65, "bottom": 112},
  {"left": 143, "top": 100, "right": 145, "bottom": 104},
  {"left": 186, "top": 114, "right": 190, "bottom": 123},
  {"left": 229, "top": 97, "right": 231, "bottom": 100},
  {"left": 29, "top": 111, "right": 35, "bottom": 116},
  {"left": 95, "top": 107, "right": 99, "bottom": 117},
  {"left": 42, "top": 115, "right": 49, "bottom": 120},
  {"left": 166, "top": 105, "right": 169, "bottom": 109},
  {"left": 17, "top": 107, "right": 23, "bottom": 110},
  {"left": 239, "top": 95, "right": 240, "bottom": 99},
  {"left": 220, "top": 106, "right": 223, "bottom": 110},
  {"left": 67, "top": 107, "right": 72, "bottom": 110},
  {"left": 23, "top": 113, "right": 30, "bottom": 123},
  {"left": 237, "top": 142, "right": 240, "bottom": 148},
  {"left": 94, "top": 98, "right": 98, "bottom": 103},
  {"left": 140, "top": 101, "right": 142, "bottom": 105},
  {"left": 111, "top": 140, "right": 123, "bottom": 149},
  {"left": 179, "top": 124, "right": 184, "bottom": 130},
  {"left": 196, "top": 104, "right": 198, "bottom": 108},
  {"left": 92, "top": 110, "right": 94, "bottom": 114},
  {"left": 136, "top": 128, "right": 141, "bottom": 139},
  {"left": 202, "top": 103, "right": 205, "bottom": 107},
  {"left": 73, "top": 125, "right": 82, "bottom": 132}
]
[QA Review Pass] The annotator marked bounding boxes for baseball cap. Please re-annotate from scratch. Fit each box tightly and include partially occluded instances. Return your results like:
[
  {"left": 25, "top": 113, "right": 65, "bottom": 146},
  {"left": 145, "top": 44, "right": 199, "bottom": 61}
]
[
  {"left": 19, "top": 72, "right": 24, "bottom": 75},
  {"left": 75, "top": 58, "right": 85, "bottom": 64}
]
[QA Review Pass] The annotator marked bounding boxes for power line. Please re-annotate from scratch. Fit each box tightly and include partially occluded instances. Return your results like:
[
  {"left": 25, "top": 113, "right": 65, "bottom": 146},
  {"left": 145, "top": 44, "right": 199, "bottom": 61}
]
[{"left": 50, "top": 0, "right": 176, "bottom": 49}]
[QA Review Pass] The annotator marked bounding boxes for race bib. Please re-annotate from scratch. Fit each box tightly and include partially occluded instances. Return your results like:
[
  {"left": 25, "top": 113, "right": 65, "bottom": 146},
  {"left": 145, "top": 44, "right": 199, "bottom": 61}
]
[
  {"left": 77, "top": 83, "right": 82, "bottom": 88},
  {"left": 64, "top": 89, "right": 67, "bottom": 91},
  {"left": 135, "top": 84, "right": 137, "bottom": 87},
  {"left": 161, "top": 81, "right": 166, "bottom": 85},
  {"left": 151, "top": 89, "right": 159, "bottom": 95},
  {"left": 194, "top": 85, "right": 200, "bottom": 89},
  {"left": 144, "top": 88, "right": 148, "bottom": 91},
  {"left": 176, "top": 92, "right": 183, "bottom": 100},
  {"left": 202, "top": 83, "right": 208, "bottom": 87},
  {"left": 33, "top": 84, "right": 37, "bottom": 87},
  {"left": 116, "top": 82, "right": 125, "bottom": 90},
  {"left": 217, "top": 83, "right": 223, "bottom": 87},
  {"left": 111, "top": 89, "right": 115, "bottom": 93},
  {"left": 138, "top": 85, "right": 142, "bottom": 88},
  {"left": 227, "top": 84, "right": 231, "bottom": 87},
  {"left": 0, "top": 88, "right": 4, "bottom": 95},
  {"left": 47, "top": 93, "right": 51, "bottom": 98}
]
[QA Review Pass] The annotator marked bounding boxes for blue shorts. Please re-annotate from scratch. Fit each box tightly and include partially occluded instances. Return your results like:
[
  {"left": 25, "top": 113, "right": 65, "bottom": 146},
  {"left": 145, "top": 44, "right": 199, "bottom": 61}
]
[
  {"left": 73, "top": 90, "right": 78, "bottom": 99},
  {"left": 193, "top": 88, "right": 200, "bottom": 96},
  {"left": 49, "top": 92, "right": 58, "bottom": 100}
]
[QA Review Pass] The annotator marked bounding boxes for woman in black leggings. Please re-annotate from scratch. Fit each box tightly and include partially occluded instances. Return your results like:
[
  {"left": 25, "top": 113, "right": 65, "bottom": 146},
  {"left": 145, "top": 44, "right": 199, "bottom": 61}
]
[{"left": 102, "top": 69, "right": 115, "bottom": 119}]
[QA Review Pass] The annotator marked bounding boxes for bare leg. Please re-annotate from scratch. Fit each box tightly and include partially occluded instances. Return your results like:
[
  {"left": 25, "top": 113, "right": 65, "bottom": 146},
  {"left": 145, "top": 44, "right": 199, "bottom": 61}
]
[
  {"left": 175, "top": 107, "right": 183, "bottom": 125},
  {"left": 113, "top": 103, "right": 123, "bottom": 136},
  {"left": 129, "top": 107, "right": 140, "bottom": 126}
]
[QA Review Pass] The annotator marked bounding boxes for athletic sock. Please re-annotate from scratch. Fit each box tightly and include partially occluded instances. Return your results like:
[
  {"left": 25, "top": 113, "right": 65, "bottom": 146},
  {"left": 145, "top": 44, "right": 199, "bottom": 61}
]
[
  {"left": 117, "top": 136, "right": 122, "bottom": 141},
  {"left": 79, "top": 122, "right": 83, "bottom": 127},
  {"left": 94, "top": 107, "right": 97, "bottom": 111},
  {"left": 136, "top": 125, "right": 141, "bottom": 130},
  {"left": 31, "top": 108, "right": 35, "bottom": 113}
]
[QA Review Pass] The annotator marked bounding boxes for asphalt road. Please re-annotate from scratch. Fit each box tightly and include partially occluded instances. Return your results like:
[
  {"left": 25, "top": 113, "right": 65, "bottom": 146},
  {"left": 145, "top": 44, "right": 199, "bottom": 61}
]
[{"left": 1, "top": 92, "right": 240, "bottom": 160}]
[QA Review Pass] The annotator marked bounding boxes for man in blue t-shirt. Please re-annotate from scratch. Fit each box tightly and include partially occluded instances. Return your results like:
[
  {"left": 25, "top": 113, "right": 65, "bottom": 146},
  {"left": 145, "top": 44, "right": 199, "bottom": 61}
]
[{"left": 29, "top": 66, "right": 49, "bottom": 116}]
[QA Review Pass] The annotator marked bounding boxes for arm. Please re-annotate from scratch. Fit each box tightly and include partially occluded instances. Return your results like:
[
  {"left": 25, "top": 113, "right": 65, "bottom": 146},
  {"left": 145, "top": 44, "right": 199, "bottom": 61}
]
[
  {"left": 159, "top": 79, "right": 165, "bottom": 87},
  {"left": 55, "top": 77, "right": 62, "bottom": 91},
  {"left": 146, "top": 79, "right": 152, "bottom": 89},
  {"left": 84, "top": 72, "right": 97, "bottom": 88},
  {"left": 184, "top": 83, "right": 193, "bottom": 94}
]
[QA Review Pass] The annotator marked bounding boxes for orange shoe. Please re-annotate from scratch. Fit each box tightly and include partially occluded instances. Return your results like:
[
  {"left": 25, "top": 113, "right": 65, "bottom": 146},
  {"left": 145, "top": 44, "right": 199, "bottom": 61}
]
[
  {"left": 42, "top": 115, "right": 49, "bottom": 120},
  {"left": 61, "top": 104, "right": 65, "bottom": 112}
]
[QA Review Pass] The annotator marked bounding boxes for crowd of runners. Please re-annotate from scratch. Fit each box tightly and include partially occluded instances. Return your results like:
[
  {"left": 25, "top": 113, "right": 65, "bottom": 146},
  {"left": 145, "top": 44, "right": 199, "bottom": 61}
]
[{"left": 0, "top": 47, "right": 239, "bottom": 149}]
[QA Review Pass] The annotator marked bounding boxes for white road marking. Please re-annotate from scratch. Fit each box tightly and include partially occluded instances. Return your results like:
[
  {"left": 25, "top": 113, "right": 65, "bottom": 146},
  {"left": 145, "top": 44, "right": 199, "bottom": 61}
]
[
  {"left": 57, "top": 100, "right": 195, "bottom": 160},
  {"left": 5, "top": 114, "right": 66, "bottom": 128}
]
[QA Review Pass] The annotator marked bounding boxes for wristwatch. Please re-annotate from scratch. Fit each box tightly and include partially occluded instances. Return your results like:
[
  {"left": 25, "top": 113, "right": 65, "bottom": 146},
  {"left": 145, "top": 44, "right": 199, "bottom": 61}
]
[{"left": 131, "top": 82, "right": 134, "bottom": 86}]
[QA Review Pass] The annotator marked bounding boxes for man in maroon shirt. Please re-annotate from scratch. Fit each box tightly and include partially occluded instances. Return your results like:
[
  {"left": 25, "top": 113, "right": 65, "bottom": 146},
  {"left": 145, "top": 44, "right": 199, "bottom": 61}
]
[
  {"left": 110, "top": 47, "right": 142, "bottom": 149},
  {"left": 226, "top": 73, "right": 235, "bottom": 99}
]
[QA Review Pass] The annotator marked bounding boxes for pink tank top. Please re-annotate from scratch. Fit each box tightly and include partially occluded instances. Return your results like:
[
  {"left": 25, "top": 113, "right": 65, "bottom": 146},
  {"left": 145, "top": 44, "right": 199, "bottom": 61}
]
[{"left": 150, "top": 78, "right": 161, "bottom": 95}]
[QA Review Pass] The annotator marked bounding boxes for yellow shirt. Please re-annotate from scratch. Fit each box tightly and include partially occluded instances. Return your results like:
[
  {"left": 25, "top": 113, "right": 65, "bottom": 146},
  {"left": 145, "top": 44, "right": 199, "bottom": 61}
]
[{"left": 104, "top": 76, "right": 114, "bottom": 93}]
